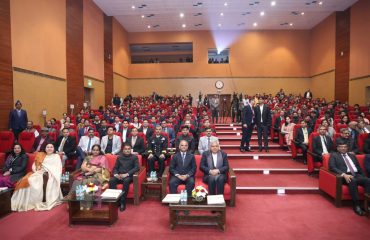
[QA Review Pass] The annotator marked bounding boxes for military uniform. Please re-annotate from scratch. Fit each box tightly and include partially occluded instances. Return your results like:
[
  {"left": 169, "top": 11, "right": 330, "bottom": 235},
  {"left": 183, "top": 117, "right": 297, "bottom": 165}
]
[{"left": 147, "top": 135, "right": 168, "bottom": 176}]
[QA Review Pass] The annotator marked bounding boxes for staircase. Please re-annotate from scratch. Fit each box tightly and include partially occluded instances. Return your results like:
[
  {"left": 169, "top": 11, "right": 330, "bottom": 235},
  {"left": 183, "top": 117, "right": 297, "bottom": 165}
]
[{"left": 215, "top": 122, "right": 319, "bottom": 194}]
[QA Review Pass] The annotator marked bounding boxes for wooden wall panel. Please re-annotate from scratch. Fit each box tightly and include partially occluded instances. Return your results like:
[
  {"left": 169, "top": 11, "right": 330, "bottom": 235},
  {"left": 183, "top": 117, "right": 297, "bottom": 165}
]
[
  {"left": 0, "top": 0, "right": 13, "bottom": 130},
  {"left": 104, "top": 15, "right": 113, "bottom": 106},
  {"left": 335, "top": 9, "right": 351, "bottom": 102},
  {"left": 66, "top": 0, "right": 84, "bottom": 110}
]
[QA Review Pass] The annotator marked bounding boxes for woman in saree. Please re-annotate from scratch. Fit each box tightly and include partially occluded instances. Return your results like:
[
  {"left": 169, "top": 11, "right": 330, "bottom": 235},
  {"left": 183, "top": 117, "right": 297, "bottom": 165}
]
[{"left": 11, "top": 143, "right": 63, "bottom": 211}]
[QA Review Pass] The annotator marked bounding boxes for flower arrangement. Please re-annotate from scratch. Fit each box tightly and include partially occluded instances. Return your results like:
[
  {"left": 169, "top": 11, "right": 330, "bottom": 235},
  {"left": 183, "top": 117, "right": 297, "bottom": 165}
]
[{"left": 191, "top": 185, "right": 208, "bottom": 202}]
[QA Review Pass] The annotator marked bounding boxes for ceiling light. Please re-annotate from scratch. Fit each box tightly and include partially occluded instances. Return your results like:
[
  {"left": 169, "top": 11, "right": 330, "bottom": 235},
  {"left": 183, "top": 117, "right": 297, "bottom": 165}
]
[
  {"left": 271, "top": 1, "right": 276, "bottom": 6},
  {"left": 218, "top": 23, "right": 222, "bottom": 27},
  {"left": 182, "top": 24, "right": 186, "bottom": 28},
  {"left": 224, "top": 2, "right": 228, "bottom": 6},
  {"left": 141, "top": 15, "right": 145, "bottom": 18},
  {"left": 301, "top": 12, "right": 304, "bottom": 15},
  {"left": 260, "top": 11, "right": 265, "bottom": 16},
  {"left": 131, "top": 5, "right": 135, "bottom": 9},
  {"left": 289, "top": 23, "right": 293, "bottom": 26},
  {"left": 220, "top": 12, "right": 224, "bottom": 16},
  {"left": 147, "top": 25, "right": 151, "bottom": 29},
  {"left": 253, "top": 22, "right": 258, "bottom": 27},
  {"left": 179, "top": 13, "right": 184, "bottom": 18},
  {"left": 319, "top": 1, "right": 323, "bottom": 5}
]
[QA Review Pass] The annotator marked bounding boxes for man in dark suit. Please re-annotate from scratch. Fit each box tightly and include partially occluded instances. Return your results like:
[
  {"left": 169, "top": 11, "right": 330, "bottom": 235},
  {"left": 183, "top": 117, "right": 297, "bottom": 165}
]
[
  {"left": 98, "top": 119, "right": 108, "bottom": 138},
  {"left": 119, "top": 120, "right": 131, "bottom": 143},
  {"left": 175, "top": 126, "right": 196, "bottom": 153},
  {"left": 139, "top": 119, "right": 154, "bottom": 141},
  {"left": 312, "top": 125, "right": 333, "bottom": 163},
  {"left": 169, "top": 140, "right": 196, "bottom": 197},
  {"left": 32, "top": 127, "right": 53, "bottom": 152},
  {"left": 329, "top": 140, "right": 370, "bottom": 216},
  {"left": 295, "top": 120, "right": 311, "bottom": 164},
  {"left": 8, "top": 100, "right": 28, "bottom": 140},
  {"left": 254, "top": 97, "right": 271, "bottom": 152},
  {"left": 55, "top": 127, "right": 77, "bottom": 167},
  {"left": 109, "top": 144, "right": 139, "bottom": 211},
  {"left": 126, "top": 127, "right": 145, "bottom": 155},
  {"left": 240, "top": 99, "right": 255, "bottom": 152},
  {"left": 336, "top": 128, "right": 359, "bottom": 154},
  {"left": 200, "top": 140, "right": 229, "bottom": 195},
  {"left": 273, "top": 110, "right": 285, "bottom": 136},
  {"left": 303, "top": 89, "right": 313, "bottom": 99}
]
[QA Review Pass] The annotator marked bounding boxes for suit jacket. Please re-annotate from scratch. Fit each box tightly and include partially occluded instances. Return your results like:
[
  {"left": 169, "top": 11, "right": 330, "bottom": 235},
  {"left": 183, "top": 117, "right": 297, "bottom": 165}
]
[
  {"left": 101, "top": 135, "right": 122, "bottom": 155},
  {"left": 241, "top": 105, "right": 254, "bottom": 126},
  {"left": 198, "top": 136, "right": 218, "bottom": 155},
  {"left": 335, "top": 137, "right": 359, "bottom": 154},
  {"left": 175, "top": 134, "right": 196, "bottom": 153},
  {"left": 329, "top": 151, "right": 365, "bottom": 176},
  {"left": 2, "top": 153, "right": 28, "bottom": 183},
  {"left": 8, "top": 109, "right": 28, "bottom": 130},
  {"left": 274, "top": 116, "right": 284, "bottom": 130},
  {"left": 55, "top": 136, "right": 77, "bottom": 157},
  {"left": 295, "top": 127, "right": 311, "bottom": 146},
  {"left": 312, "top": 135, "right": 333, "bottom": 161},
  {"left": 200, "top": 150, "right": 229, "bottom": 181},
  {"left": 119, "top": 127, "right": 131, "bottom": 142},
  {"left": 304, "top": 91, "right": 313, "bottom": 99},
  {"left": 363, "top": 138, "right": 370, "bottom": 154},
  {"left": 78, "top": 136, "right": 100, "bottom": 152},
  {"left": 169, "top": 151, "right": 196, "bottom": 177},
  {"left": 139, "top": 127, "right": 154, "bottom": 141},
  {"left": 162, "top": 127, "right": 175, "bottom": 143},
  {"left": 254, "top": 104, "right": 271, "bottom": 127},
  {"left": 78, "top": 127, "right": 91, "bottom": 138},
  {"left": 126, "top": 136, "right": 145, "bottom": 154},
  {"left": 32, "top": 136, "right": 53, "bottom": 152},
  {"left": 112, "top": 154, "right": 139, "bottom": 177}
]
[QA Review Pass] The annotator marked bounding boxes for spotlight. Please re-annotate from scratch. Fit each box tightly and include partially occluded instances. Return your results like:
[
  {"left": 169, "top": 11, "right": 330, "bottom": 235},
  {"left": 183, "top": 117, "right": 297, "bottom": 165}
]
[
  {"left": 253, "top": 22, "right": 258, "bottom": 27},
  {"left": 180, "top": 13, "right": 184, "bottom": 18},
  {"left": 182, "top": 24, "right": 186, "bottom": 28},
  {"left": 260, "top": 11, "right": 265, "bottom": 16},
  {"left": 271, "top": 1, "right": 276, "bottom": 6}
]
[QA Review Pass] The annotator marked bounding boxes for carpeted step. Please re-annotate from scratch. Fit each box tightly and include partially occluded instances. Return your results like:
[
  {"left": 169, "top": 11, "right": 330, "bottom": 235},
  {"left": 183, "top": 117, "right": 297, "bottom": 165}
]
[
  {"left": 220, "top": 143, "right": 281, "bottom": 149},
  {"left": 230, "top": 158, "right": 306, "bottom": 169}
]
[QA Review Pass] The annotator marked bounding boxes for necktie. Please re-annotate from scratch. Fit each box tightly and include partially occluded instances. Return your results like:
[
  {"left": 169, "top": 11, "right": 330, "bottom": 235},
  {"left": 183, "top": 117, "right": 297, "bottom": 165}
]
[
  {"left": 182, "top": 153, "right": 185, "bottom": 166},
  {"left": 342, "top": 154, "right": 355, "bottom": 175},
  {"left": 59, "top": 137, "right": 66, "bottom": 152},
  {"left": 207, "top": 137, "right": 211, "bottom": 149},
  {"left": 87, "top": 138, "right": 92, "bottom": 152}
]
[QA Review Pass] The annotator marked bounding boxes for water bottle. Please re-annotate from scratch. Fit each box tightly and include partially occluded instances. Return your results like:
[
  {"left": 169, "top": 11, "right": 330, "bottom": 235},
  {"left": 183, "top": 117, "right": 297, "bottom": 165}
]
[
  {"left": 65, "top": 171, "right": 69, "bottom": 182},
  {"left": 180, "top": 190, "right": 183, "bottom": 204},
  {"left": 61, "top": 174, "right": 65, "bottom": 183},
  {"left": 184, "top": 190, "right": 188, "bottom": 204}
]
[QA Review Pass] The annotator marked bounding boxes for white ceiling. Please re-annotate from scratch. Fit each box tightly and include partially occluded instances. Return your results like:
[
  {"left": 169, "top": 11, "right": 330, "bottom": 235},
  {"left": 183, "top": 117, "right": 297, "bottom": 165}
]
[{"left": 93, "top": 0, "right": 358, "bottom": 32}]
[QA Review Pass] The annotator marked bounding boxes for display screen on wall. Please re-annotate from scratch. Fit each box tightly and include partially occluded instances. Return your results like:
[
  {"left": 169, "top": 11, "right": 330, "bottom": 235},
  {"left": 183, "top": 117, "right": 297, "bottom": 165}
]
[
  {"left": 208, "top": 49, "right": 229, "bottom": 64},
  {"left": 130, "top": 43, "right": 193, "bottom": 64}
]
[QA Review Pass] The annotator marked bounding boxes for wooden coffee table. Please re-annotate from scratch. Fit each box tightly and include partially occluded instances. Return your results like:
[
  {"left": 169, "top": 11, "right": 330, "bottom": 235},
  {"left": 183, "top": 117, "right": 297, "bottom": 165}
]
[
  {"left": 142, "top": 179, "right": 162, "bottom": 200},
  {"left": 63, "top": 191, "right": 122, "bottom": 226},
  {"left": 0, "top": 189, "right": 13, "bottom": 218},
  {"left": 169, "top": 198, "right": 226, "bottom": 231}
]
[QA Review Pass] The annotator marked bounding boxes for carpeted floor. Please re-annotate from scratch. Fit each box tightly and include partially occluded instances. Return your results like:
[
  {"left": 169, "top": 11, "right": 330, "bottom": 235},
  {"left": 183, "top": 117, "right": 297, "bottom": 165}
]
[{"left": 1, "top": 194, "right": 369, "bottom": 240}]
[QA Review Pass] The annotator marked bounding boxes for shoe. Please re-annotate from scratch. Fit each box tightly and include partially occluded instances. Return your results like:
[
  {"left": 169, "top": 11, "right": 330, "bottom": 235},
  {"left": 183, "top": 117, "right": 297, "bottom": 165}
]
[
  {"left": 240, "top": 148, "right": 245, "bottom": 152},
  {"left": 120, "top": 203, "right": 126, "bottom": 212},
  {"left": 265, "top": 149, "right": 269, "bottom": 152},
  {"left": 258, "top": 149, "right": 262, "bottom": 152},
  {"left": 353, "top": 206, "right": 365, "bottom": 216},
  {"left": 245, "top": 148, "right": 253, "bottom": 152}
]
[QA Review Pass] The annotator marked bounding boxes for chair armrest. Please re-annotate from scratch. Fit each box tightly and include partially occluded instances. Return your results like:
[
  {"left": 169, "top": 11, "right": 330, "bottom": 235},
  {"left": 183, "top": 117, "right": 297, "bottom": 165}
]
[
  {"left": 228, "top": 168, "right": 236, "bottom": 207},
  {"left": 133, "top": 166, "right": 146, "bottom": 205},
  {"left": 319, "top": 168, "right": 344, "bottom": 205},
  {"left": 161, "top": 166, "right": 170, "bottom": 200}
]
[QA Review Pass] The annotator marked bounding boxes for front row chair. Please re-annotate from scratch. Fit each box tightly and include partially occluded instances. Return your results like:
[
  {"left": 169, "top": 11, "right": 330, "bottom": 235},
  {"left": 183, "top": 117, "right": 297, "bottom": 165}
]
[
  {"left": 161, "top": 154, "right": 236, "bottom": 207},
  {"left": 70, "top": 154, "right": 146, "bottom": 205},
  {"left": 319, "top": 154, "right": 367, "bottom": 207}
]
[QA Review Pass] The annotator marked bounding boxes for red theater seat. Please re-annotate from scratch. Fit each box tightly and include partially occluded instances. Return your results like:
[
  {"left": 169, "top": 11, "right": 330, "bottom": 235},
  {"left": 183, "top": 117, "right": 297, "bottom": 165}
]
[
  {"left": 0, "top": 131, "right": 15, "bottom": 153},
  {"left": 161, "top": 154, "right": 236, "bottom": 206},
  {"left": 307, "top": 132, "right": 320, "bottom": 174},
  {"left": 290, "top": 124, "right": 302, "bottom": 158},
  {"left": 18, "top": 132, "right": 35, "bottom": 153}
]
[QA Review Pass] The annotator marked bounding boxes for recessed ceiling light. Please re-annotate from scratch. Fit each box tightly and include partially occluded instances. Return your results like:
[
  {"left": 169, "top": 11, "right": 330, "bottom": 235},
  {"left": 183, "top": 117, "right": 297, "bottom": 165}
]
[
  {"left": 319, "top": 1, "right": 323, "bottom": 5},
  {"left": 180, "top": 13, "right": 184, "bottom": 18},
  {"left": 289, "top": 23, "right": 293, "bottom": 26},
  {"left": 147, "top": 25, "right": 151, "bottom": 28},
  {"left": 301, "top": 12, "right": 304, "bottom": 15},
  {"left": 218, "top": 23, "right": 222, "bottom": 27},
  {"left": 260, "top": 11, "right": 265, "bottom": 16},
  {"left": 224, "top": 2, "right": 228, "bottom": 6},
  {"left": 253, "top": 22, "right": 258, "bottom": 27},
  {"left": 141, "top": 15, "right": 145, "bottom": 18},
  {"left": 182, "top": 24, "right": 186, "bottom": 28},
  {"left": 271, "top": 1, "right": 276, "bottom": 6},
  {"left": 220, "top": 12, "right": 224, "bottom": 16},
  {"left": 131, "top": 5, "right": 135, "bottom": 9}
]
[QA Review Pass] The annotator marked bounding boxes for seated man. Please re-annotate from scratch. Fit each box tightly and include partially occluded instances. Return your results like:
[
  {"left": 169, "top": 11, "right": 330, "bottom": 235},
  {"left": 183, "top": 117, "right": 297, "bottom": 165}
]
[
  {"left": 76, "top": 128, "right": 100, "bottom": 169},
  {"left": 198, "top": 127, "right": 218, "bottom": 155},
  {"left": 120, "top": 120, "right": 131, "bottom": 143},
  {"left": 175, "top": 126, "right": 196, "bottom": 154},
  {"left": 101, "top": 126, "right": 121, "bottom": 155},
  {"left": 329, "top": 140, "right": 370, "bottom": 216},
  {"left": 126, "top": 127, "right": 145, "bottom": 155},
  {"left": 139, "top": 119, "right": 154, "bottom": 140},
  {"left": 147, "top": 125, "right": 168, "bottom": 176},
  {"left": 109, "top": 144, "right": 139, "bottom": 211},
  {"left": 200, "top": 140, "right": 229, "bottom": 195},
  {"left": 98, "top": 119, "right": 108, "bottom": 138},
  {"left": 32, "top": 127, "right": 52, "bottom": 152},
  {"left": 161, "top": 120, "right": 175, "bottom": 147},
  {"left": 294, "top": 120, "right": 311, "bottom": 164},
  {"left": 78, "top": 119, "right": 91, "bottom": 139},
  {"left": 336, "top": 128, "right": 359, "bottom": 154},
  {"left": 55, "top": 127, "right": 77, "bottom": 167},
  {"left": 169, "top": 140, "right": 196, "bottom": 197},
  {"left": 23, "top": 121, "right": 39, "bottom": 138},
  {"left": 312, "top": 125, "right": 333, "bottom": 163}
]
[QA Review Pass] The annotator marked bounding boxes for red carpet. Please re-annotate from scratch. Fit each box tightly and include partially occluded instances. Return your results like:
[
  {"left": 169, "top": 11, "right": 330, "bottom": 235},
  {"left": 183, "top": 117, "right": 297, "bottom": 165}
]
[
  {"left": 237, "top": 173, "right": 318, "bottom": 187},
  {"left": 230, "top": 159, "right": 306, "bottom": 169},
  {"left": 0, "top": 194, "right": 369, "bottom": 240}
]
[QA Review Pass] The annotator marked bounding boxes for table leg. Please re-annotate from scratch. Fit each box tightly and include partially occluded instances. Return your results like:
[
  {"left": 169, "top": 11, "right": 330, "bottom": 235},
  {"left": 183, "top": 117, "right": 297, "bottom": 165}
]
[{"left": 169, "top": 209, "right": 177, "bottom": 230}]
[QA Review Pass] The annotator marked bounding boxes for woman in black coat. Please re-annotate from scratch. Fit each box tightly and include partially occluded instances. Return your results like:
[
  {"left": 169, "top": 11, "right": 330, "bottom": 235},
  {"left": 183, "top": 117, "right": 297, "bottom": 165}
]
[{"left": 0, "top": 143, "right": 28, "bottom": 187}]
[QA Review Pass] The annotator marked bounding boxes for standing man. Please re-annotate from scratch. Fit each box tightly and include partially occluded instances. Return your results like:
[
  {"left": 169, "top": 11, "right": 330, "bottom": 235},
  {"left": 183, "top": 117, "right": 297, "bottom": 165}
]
[
  {"left": 109, "top": 144, "right": 139, "bottom": 211},
  {"left": 240, "top": 99, "right": 255, "bottom": 152},
  {"left": 254, "top": 97, "right": 271, "bottom": 152},
  {"left": 169, "top": 140, "right": 196, "bottom": 197},
  {"left": 210, "top": 95, "right": 220, "bottom": 124},
  {"left": 303, "top": 89, "right": 313, "bottom": 100},
  {"left": 9, "top": 100, "right": 28, "bottom": 140}
]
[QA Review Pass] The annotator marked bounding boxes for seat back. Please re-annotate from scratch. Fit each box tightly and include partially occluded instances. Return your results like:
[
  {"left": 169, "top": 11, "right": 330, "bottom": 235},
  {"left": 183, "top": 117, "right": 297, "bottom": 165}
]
[
  {"left": 0, "top": 131, "right": 15, "bottom": 153},
  {"left": 194, "top": 155, "right": 203, "bottom": 178},
  {"left": 26, "top": 153, "right": 36, "bottom": 172},
  {"left": 48, "top": 132, "right": 57, "bottom": 143},
  {"left": 307, "top": 132, "right": 320, "bottom": 173},
  {"left": 18, "top": 132, "right": 35, "bottom": 153},
  {"left": 358, "top": 133, "right": 369, "bottom": 153}
]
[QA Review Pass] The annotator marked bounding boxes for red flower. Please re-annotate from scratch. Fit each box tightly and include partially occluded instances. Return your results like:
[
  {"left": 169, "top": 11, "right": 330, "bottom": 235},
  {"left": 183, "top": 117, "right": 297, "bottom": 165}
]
[
  {"left": 196, "top": 189, "right": 199, "bottom": 192},
  {"left": 201, "top": 189, "right": 205, "bottom": 192}
]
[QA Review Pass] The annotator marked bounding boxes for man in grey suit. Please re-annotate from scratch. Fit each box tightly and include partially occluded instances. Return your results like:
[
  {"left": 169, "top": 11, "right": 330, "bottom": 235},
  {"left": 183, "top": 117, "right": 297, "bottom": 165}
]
[
  {"left": 329, "top": 140, "right": 370, "bottom": 216},
  {"left": 169, "top": 140, "right": 196, "bottom": 197}
]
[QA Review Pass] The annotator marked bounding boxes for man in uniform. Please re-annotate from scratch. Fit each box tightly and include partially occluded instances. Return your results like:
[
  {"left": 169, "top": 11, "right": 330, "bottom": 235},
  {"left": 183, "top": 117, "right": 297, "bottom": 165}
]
[{"left": 147, "top": 125, "right": 168, "bottom": 176}]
